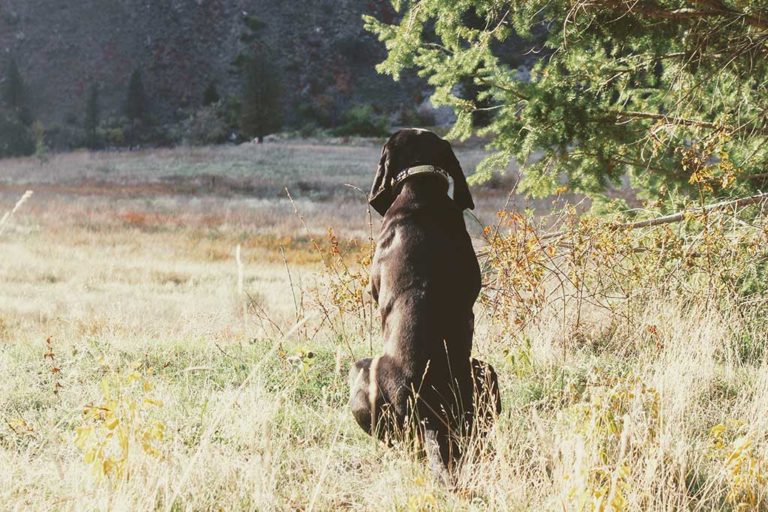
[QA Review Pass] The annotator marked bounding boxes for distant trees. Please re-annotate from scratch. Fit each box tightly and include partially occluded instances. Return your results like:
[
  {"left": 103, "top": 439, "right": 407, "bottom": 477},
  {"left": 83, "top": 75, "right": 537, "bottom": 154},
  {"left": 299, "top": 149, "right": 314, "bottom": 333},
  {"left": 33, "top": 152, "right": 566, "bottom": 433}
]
[{"left": 0, "top": 57, "right": 34, "bottom": 157}]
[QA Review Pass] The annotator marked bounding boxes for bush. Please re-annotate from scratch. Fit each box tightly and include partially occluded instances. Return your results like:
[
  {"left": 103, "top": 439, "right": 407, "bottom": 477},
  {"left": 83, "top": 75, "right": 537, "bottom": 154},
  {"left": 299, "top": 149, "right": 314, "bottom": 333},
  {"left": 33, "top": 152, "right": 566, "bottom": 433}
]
[
  {"left": 399, "top": 106, "right": 435, "bottom": 128},
  {"left": 481, "top": 202, "right": 768, "bottom": 357},
  {"left": 98, "top": 116, "right": 129, "bottom": 147},
  {"left": 332, "top": 104, "right": 388, "bottom": 137},
  {"left": 179, "top": 102, "right": 231, "bottom": 146},
  {"left": 296, "top": 100, "right": 332, "bottom": 129}
]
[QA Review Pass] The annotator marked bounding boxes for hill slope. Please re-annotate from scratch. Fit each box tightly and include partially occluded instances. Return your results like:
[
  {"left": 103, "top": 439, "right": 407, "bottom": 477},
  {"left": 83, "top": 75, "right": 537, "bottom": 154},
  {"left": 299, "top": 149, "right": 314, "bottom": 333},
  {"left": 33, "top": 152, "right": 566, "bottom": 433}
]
[{"left": 0, "top": 0, "right": 417, "bottom": 129}]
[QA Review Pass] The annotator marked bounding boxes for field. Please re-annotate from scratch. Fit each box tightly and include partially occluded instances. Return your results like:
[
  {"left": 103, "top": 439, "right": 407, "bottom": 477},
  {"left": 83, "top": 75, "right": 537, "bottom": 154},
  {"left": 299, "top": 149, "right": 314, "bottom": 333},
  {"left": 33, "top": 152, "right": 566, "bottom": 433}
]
[{"left": 2, "top": 141, "right": 768, "bottom": 511}]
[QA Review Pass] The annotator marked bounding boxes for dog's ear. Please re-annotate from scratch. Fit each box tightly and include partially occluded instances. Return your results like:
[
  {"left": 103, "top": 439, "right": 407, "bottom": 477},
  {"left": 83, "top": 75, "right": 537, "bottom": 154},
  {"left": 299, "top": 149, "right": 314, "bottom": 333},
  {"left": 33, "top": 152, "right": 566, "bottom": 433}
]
[
  {"left": 368, "top": 145, "right": 394, "bottom": 216},
  {"left": 442, "top": 140, "right": 474, "bottom": 210}
]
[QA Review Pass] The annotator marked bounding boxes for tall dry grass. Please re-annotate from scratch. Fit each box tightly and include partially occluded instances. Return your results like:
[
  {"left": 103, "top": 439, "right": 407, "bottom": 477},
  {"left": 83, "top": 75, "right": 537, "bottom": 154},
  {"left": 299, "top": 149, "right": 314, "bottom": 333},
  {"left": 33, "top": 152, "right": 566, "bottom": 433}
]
[{"left": 2, "top": 147, "right": 768, "bottom": 510}]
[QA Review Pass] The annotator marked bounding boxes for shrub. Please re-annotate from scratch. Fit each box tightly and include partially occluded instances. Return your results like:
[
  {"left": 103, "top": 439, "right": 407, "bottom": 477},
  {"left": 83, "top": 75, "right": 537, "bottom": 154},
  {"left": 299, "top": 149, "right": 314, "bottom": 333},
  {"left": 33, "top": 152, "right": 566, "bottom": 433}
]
[
  {"left": 179, "top": 102, "right": 231, "bottom": 146},
  {"left": 98, "top": 116, "right": 129, "bottom": 147},
  {"left": 74, "top": 366, "right": 167, "bottom": 481},
  {"left": 480, "top": 199, "right": 768, "bottom": 355},
  {"left": 332, "top": 104, "right": 388, "bottom": 137}
]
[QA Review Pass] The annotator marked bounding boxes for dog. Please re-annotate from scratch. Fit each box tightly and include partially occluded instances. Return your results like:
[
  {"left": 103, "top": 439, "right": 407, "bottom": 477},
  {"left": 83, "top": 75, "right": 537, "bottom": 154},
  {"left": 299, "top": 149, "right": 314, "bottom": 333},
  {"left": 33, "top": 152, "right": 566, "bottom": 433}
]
[{"left": 349, "top": 129, "right": 501, "bottom": 473}]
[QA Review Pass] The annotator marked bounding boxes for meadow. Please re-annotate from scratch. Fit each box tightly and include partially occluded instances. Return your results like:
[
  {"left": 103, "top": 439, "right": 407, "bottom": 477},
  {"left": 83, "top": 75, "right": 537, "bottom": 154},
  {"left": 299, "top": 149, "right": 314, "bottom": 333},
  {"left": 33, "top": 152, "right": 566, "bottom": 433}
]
[{"left": 1, "top": 141, "right": 768, "bottom": 511}]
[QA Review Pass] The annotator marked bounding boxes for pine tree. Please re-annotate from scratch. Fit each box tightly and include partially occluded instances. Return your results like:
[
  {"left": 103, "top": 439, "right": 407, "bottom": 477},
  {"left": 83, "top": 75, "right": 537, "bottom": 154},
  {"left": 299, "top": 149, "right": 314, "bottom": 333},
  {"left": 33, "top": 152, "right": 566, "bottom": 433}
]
[
  {"left": 124, "top": 69, "right": 147, "bottom": 122},
  {"left": 365, "top": 1, "right": 768, "bottom": 204},
  {"left": 240, "top": 53, "right": 282, "bottom": 143},
  {"left": 84, "top": 84, "right": 100, "bottom": 149}
]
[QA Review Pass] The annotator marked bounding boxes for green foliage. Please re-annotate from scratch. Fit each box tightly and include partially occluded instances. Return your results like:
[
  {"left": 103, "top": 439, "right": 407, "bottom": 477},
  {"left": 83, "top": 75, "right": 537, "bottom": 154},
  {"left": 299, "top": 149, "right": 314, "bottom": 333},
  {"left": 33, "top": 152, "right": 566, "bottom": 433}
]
[
  {"left": 179, "top": 100, "right": 232, "bottom": 146},
  {"left": 365, "top": 1, "right": 768, "bottom": 204},
  {"left": 332, "top": 104, "right": 389, "bottom": 137},
  {"left": 98, "top": 116, "right": 129, "bottom": 147}
]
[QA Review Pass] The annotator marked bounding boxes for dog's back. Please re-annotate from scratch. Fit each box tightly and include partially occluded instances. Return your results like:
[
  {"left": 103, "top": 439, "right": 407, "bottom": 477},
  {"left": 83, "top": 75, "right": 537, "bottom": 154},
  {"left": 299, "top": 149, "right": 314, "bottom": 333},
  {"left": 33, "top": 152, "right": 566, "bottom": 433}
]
[
  {"left": 350, "top": 129, "right": 500, "bottom": 468},
  {"left": 372, "top": 176, "right": 480, "bottom": 376}
]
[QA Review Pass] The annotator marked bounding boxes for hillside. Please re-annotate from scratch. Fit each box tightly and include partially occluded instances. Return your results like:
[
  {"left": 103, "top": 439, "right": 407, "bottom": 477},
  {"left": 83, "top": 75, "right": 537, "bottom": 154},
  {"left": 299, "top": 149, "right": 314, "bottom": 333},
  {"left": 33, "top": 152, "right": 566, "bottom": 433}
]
[{"left": 0, "top": 0, "right": 421, "bottom": 133}]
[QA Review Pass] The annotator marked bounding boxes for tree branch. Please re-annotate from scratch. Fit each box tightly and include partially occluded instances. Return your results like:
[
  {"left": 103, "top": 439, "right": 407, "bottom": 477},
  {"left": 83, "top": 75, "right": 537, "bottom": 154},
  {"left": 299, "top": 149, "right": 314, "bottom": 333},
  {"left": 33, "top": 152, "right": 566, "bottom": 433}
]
[
  {"left": 538, "top": 192, "right": 768, "bottom": 241},
  {"left": 611, "top": 110, "right": 768, "bottom": 136}
]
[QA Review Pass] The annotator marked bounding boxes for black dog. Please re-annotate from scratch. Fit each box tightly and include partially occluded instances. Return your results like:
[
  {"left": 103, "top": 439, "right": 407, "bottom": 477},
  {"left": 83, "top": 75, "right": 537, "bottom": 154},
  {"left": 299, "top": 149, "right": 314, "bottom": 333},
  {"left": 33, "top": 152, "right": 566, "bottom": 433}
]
[{"left": 349, "top": 129, "right": 501, "bottom": 472}]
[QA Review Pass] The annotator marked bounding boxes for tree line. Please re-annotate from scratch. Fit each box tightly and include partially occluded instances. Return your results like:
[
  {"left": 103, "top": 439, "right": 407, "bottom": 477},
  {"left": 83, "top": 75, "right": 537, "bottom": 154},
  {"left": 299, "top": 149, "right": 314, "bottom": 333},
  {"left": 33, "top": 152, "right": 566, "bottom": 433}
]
[{"left": 0, "top": 15, "right": 286, "bottom": 158}]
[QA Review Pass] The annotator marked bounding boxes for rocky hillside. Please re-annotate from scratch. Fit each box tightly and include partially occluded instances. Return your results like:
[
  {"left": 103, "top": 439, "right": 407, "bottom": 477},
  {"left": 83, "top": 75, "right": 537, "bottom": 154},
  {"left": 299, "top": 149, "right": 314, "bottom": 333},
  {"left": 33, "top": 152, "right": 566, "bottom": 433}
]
[{"left": 0, "top": 0, "right": 422, "bottom": 131}]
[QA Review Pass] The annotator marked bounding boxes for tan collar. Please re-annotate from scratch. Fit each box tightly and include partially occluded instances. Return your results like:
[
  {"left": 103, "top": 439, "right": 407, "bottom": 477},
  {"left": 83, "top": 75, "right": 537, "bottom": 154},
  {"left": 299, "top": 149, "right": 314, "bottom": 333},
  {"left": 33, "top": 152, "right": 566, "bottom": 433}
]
[{"left": 393, "top": 165, "right": 450, "bottom": 186}]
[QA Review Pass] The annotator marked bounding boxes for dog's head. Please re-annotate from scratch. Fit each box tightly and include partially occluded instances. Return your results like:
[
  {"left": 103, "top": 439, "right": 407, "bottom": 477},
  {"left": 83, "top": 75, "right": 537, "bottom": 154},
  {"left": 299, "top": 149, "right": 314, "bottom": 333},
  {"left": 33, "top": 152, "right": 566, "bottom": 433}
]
[{"left": 369, "top": 129, "right": 474, "bottom": 216}]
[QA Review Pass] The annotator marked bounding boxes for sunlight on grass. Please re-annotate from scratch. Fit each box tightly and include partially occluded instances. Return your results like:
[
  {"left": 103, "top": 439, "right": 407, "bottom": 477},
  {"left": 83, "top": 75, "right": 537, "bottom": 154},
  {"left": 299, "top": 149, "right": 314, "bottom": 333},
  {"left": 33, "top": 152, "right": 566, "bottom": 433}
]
[{"left": 1, "top": 147, "right": 767, "bottom": 510}]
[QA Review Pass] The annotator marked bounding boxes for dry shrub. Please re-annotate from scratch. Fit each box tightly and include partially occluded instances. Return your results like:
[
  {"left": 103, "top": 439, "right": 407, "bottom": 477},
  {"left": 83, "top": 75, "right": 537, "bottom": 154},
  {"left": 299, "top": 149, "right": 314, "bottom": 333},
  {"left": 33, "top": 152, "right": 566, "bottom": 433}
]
[
  {"left": 472, "top": 199, "right": 768, "bottom": 510},
  {"left": 303, "top": 227, "right": 376, "bottom": 357},
  {"left": 481, "top": 202, "right": 768, "bottom": 357}
]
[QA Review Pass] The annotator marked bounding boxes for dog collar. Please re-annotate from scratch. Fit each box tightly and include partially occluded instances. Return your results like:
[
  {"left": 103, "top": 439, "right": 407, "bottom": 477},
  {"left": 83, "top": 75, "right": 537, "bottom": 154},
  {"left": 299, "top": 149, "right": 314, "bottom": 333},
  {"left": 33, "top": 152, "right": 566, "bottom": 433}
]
[{"left": 393, "top": 165, "right": 450, "bottom": 186}]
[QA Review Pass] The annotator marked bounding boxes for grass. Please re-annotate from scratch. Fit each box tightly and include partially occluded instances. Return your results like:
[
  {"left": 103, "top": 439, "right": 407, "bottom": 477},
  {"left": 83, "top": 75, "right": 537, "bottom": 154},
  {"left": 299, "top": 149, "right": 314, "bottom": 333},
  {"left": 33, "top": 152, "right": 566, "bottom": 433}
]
[{"left": 1, "top": 141, "right": 768, "bottom": 510}]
